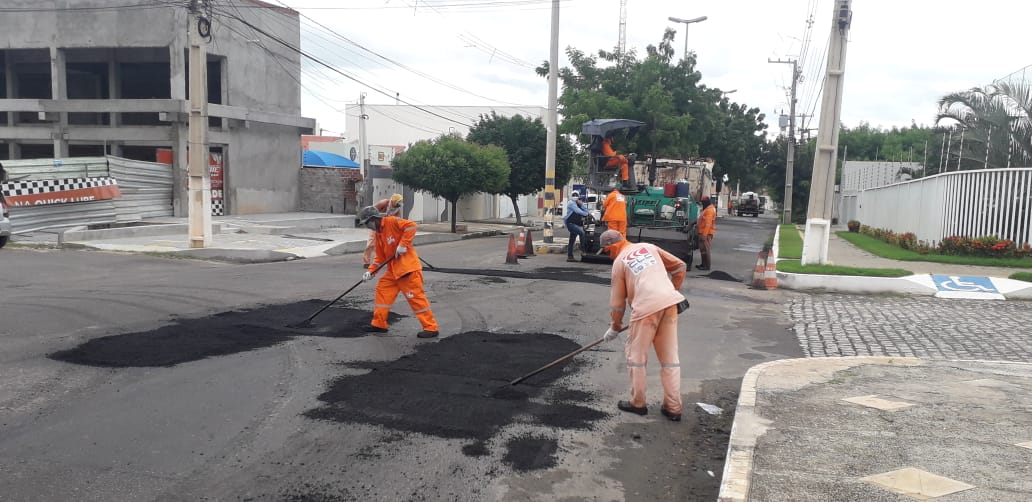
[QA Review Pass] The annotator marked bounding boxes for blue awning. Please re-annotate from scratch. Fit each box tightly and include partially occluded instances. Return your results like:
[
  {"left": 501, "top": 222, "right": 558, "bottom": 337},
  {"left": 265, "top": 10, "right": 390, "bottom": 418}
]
[{"left": 302, "top": 150, "right": 361, "bottom": 168}]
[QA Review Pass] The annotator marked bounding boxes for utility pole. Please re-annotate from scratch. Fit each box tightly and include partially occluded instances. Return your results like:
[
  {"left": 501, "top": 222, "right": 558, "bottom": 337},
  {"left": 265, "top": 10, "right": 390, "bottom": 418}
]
[
  {"left": 543, "top": 0, "right": 559, "bottom": 243},
  {"left": 801, "top": 0, "right": 852, "bottom": 265},
  {"left": 768, "top": 58, "right": 799, "bottom": 224},
  {"left": 187, "top": 0, "right": 211, "bottom": 248},
  {"left": 359, "top": 92, "right": 372, "bottom": 209},
  {"left": 617, "top": 0, "right": 627, "bottom": 54}
]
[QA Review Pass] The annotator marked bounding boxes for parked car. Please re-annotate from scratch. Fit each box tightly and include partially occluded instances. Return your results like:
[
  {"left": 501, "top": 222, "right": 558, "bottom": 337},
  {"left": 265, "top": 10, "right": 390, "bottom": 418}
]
[{"left": 0, "top": 193, "right": 11, "bottom": 248}]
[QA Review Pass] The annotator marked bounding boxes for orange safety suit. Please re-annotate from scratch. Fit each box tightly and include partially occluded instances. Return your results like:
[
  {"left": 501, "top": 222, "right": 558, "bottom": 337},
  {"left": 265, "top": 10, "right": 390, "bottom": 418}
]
[
  {"left": 367, "top": 215, "right": 439, "bottom": 332},
  {"left": 602, "top": 138, "right": 629, "bottom": 182},
  {"left": 609, "top": 241, "right": 687, "bottom": 415},
  {"left": 363, "top": 197, "right": 403, "bottom": 265},
  {"left": 602, "top": 189, "right": 628, "bottom": 238},
  {"left": 697, "top": 202, "right": 716, "bottom": 269}
]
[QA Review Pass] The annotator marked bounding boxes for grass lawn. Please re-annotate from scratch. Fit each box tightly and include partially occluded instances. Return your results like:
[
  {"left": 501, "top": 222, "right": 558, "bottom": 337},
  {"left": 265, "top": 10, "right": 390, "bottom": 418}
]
[
  {"left": 1011, "top": 272, "right": 1032, "bottom": 283},
  {"left": 776, "top": 259, "right": 912, "bottom": 277},
  {"left": 836, "top": 231, "right": 1032, "bottom": 269},
  {"left": 778, "top": 224, "right": 802, "bottom": 259}
]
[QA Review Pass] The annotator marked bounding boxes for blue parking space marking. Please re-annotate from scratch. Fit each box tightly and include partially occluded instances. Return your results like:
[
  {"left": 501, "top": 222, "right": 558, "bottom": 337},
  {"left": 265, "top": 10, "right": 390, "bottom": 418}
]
[{"left": 931, "top": 275, "right": 998, "bottom": 294}]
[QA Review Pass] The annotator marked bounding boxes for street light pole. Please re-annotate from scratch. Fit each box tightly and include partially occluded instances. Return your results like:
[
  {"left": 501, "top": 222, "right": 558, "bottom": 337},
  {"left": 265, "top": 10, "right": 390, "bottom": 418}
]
[{"left": 667, "top": 16, "right": 708, "bottom": 60}]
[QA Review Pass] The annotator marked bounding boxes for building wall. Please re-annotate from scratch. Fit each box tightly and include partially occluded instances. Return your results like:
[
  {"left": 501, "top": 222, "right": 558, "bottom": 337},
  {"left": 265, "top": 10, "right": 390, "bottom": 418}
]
[{"left": 299, "top": 167, "right": 361, "bottom": 215}]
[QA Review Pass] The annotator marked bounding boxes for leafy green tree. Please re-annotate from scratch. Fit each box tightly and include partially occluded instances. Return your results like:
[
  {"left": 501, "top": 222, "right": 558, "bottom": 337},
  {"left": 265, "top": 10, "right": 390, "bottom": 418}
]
[
  {"left": 392, "top": 134, "right": 510, "bottom": 233},
  {"left": 937, "top": 81, "right": 1032, "bottom": 170},
  {"left": 466, "top": 113, "right": 575, "bottom": 226},
  {"left": 537, "top": 29, "right": 765, "bottom": 181}
]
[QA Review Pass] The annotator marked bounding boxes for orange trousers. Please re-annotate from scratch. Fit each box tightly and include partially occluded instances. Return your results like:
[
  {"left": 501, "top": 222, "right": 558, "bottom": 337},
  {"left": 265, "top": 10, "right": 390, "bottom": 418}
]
[
  {"left": 372, "top": 270, "right": 439, "bottom": 331},
  {"left": 605, "top": 219, "right": 627, "bottom": 239},
  {"left": 606, "top": 156, "right": 629, "bottom": 181},
  {"left": 625, "top": 304, "right": 681, "bottom": 414}
]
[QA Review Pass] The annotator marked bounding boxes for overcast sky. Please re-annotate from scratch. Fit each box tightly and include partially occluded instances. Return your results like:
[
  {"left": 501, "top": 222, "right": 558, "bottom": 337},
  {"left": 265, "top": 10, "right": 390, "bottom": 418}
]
[{"left": 258, "top": 0, "right": 1031, "bottom": 139}]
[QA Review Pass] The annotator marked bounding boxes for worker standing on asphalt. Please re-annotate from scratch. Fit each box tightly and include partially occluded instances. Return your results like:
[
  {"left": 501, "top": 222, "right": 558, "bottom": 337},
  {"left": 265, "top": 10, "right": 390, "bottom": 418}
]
[
  {"left": 697, "top": 196, "right": 716, "bottom": 271},
  {"left": 599, "top": 229, "right": 687, "bottom": 421},
  {"left": 357, "top": 205, "right": 439, "bottom": 339},
  {"left": 563, "top": 190, "right": 590, "bottom": 262},
  {"left": 363, "top": 193, "right": 404, "bottom": 267},
  {"left": 601, "top": 188, "right": 628, "bottom": 239},
  {"left": 602, "top": 137, "right": 630, "bottom": 188}
]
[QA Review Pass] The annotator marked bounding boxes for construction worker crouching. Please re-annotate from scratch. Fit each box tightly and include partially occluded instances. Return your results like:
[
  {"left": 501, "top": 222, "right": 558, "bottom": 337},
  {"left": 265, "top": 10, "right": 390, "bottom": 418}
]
[
  {"left": 599, "top": 229, "right": 687, "bottom": 421},
  {"left": 363, "top": 193, "right": 404, "bottom": 267},
  {"left": 358, "top": 205, "right": 440, "bottom": 339}
]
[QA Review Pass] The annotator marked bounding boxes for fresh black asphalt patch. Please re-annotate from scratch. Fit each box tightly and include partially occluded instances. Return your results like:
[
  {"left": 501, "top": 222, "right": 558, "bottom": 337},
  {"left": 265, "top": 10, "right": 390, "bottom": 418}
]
[
  {"left": 48, "top": 300, "right": 402, "bottom": 367},
  {"left": 425, "top": 266, "right": 610, "bottom": 285},
  {"left": 304, "top": 331, "right": 608, "bottom": 469}
]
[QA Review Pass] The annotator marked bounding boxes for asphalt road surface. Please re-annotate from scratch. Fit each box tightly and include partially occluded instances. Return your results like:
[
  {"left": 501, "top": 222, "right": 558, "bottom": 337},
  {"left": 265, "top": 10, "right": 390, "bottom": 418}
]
[{"left": 0, "top": 214, "right": 796, "bottom": 501}]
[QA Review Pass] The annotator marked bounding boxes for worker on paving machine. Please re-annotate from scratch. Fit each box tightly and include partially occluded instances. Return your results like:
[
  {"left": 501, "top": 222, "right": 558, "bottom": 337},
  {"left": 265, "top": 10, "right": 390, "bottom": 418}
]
[
  {"left": 602, "top": 137, "right": 630, "bottom": 188},
  {"left": 599, "top": 229, "right": 687, "bottom": 421},
  {"left": 358, "top": 205, "right": 439, "bottom": 339}
]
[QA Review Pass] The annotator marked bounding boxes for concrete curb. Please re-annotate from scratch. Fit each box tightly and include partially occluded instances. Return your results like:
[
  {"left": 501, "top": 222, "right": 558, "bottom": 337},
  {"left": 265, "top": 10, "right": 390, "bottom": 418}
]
[{"left": 717, "top": 356, "right": 925, "bottom": 502}]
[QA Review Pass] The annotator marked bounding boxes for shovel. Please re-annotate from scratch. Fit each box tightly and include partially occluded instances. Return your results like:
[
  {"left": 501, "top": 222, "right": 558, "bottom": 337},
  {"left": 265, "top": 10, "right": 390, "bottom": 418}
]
[
  {"left": 483, "top": 326, "right": 627, "bottom": 398},
  {"left": 287, "top": 256, "right": 395, "bottom": 329}
]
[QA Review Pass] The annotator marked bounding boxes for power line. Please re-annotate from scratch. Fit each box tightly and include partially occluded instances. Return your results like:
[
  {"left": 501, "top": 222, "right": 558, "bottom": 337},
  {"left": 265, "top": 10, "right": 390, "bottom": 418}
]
[{"left": 211, "top": 7, "right": 474, "bottom": 127}]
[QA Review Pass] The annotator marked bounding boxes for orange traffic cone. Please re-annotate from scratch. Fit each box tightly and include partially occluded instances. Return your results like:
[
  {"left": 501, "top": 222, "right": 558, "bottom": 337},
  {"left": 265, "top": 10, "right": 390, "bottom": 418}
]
[
  {"left": 515, "top": 228, "right": 528, "bottom": 258},
  {"left": 751, "top": 251, "right": 767, "bottom": 289},
  {"left": 506, "top": 234, "right": 519, "bottom": 264},
  {"left": 524, "top": 229, "right": 536, "bottom": 256},
  {"left": 763, "top": 254, "right": 778, "bottom": 290}
]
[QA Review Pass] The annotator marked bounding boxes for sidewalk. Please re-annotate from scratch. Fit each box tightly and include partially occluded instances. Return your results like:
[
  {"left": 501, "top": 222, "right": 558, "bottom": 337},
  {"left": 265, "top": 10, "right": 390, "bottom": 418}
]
[
  {"left": 719, "top": 357, "right": 1032, "bottom": 501},
  {"left": 774, "top": 226, "right": 1032, "bottom": 300},
  {"left": 10, "top": 212, "right": 523, "bottom": 263}
]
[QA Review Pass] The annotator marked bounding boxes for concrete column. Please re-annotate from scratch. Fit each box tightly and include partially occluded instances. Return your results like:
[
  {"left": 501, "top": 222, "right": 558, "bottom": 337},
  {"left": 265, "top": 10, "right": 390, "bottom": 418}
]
[
  {"left": 169, "top": 44, "right": 186, "bottom": 101},
  {"left": 4, "top": 51, "right": 14, "bottom": 127},
  {"left": 170, "top": 40, "right": 188, "bottom": 216},
  {"left": 49, "top": 46, "right": 68, "bottom": 158},
  {"left": 8, "top": 143, "right": 18, "bottom": 160},
  {"left": 108, "top": 49, "right": 119, "bottom": 127}
]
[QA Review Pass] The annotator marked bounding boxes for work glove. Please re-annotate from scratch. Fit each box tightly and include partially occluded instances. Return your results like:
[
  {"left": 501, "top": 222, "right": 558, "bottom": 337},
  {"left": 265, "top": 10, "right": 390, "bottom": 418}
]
[
  {"left": 676, "top": 299, "right": 690, "bottom": 314},
  {"left": 603, "top": 327, "right": 620, "bottom": 342},
  {"left": 395, "top": 245, "right": 408, "bottom": 256},
  {"left": 362, "top": 271, "right": 373, "bottom": 282}
]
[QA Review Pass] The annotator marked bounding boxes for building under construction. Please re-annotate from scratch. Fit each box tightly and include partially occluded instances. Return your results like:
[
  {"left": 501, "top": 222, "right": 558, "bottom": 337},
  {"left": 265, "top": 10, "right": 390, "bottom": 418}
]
[{"left": 0, "top": 0, "right": 315, "bottom": 216}]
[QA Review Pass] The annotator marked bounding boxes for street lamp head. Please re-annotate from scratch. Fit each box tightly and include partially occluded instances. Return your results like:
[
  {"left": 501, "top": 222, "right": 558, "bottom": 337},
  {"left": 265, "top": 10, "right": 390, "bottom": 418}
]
[
  {"left": 669, "top": 15, "right": 707, "bottom": 24},
  {"left": 724, "top": 89, "right": 738, "bottom": 94}
]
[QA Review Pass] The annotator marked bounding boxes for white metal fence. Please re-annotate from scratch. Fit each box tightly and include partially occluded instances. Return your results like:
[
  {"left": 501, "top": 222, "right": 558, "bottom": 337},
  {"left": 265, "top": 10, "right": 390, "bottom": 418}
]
[{"left": 846, "top": 167, "right": 1032, "bottom": 247}]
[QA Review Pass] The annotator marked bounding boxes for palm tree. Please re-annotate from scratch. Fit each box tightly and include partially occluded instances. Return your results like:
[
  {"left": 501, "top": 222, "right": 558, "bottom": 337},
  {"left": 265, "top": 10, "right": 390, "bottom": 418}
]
[{"left": 937, "top": 81, "right": 1032, "bottom": 169}]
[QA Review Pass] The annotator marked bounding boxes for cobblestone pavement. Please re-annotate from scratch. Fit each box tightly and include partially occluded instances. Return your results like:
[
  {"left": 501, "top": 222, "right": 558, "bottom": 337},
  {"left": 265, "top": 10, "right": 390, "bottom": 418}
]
[{"left": 788, "top": 294, "right": 1032, "bottom": 361}]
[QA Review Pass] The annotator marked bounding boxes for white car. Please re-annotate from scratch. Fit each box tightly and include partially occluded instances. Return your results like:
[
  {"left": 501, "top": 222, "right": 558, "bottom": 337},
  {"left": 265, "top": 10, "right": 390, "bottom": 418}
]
[{"left": 0, "top": 193, "right": 11, "bottom": 248}]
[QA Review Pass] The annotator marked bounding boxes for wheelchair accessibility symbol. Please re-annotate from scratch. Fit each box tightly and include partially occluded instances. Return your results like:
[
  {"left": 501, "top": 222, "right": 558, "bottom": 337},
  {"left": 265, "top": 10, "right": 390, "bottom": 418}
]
[{"left": 931, "top": 275, "right": 998, "bottom": 294}]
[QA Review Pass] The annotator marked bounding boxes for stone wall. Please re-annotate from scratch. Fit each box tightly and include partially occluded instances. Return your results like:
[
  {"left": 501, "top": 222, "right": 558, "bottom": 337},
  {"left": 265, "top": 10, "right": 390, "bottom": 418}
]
[{"left": 299, "top": 167, "right": 361, "bottom": 215}]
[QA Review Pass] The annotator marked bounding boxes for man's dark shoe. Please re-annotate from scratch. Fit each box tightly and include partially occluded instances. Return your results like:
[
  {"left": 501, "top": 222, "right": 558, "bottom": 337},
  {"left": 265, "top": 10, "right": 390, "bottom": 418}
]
[
  {"left": 417, "top": 330, "right": 439, "bottom": 339},
  {"left": 695, "top": 265, "right": 710, "bottom": 271},
  {"left": 363, "top": 325, "right": 388, "bottom": 333},
  {"left": 617, "top": 400, "right": 648, "bottom": 416},
  {"left": 661, "top": 406, "right": 682, "bottom": 422},
  {"left": 567, "top": 256, "right": 579, "bottom": 262}
]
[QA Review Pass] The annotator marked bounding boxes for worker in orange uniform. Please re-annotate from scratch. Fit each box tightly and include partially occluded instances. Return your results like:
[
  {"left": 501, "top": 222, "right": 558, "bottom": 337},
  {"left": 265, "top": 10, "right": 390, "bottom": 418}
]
[
  {"left": 602, "top": 137, "right": 630, "bottom": 187},
  {"left": 357, "top": 205, "right": 439, "bottom": 339},
  {"left": 601, "top": 188, "right": 628, "bottom": 239},
  {"left": 696, "top": 196, "right": 716, "bottom": 271},
  {"left": 363, "top": 193, "right": 404, "bottom": 267},
  {"left": 599, "top": 229, "right": 688, "bottom": 421}
]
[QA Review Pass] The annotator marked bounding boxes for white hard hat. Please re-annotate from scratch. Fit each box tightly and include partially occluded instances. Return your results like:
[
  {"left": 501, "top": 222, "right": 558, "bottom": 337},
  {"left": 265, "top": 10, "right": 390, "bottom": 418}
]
[{"left": 571, "top": 190, "right": 579, "bottom": 197}]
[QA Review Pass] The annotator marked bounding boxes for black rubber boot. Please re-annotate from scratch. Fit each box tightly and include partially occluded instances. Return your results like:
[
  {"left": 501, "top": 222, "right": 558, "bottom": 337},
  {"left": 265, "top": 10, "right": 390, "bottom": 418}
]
[
  {"left": 417, "top": 330, "right": 439, "bottom": 339},
  {"left": 617, "top": 400, "right": 648, "bottom": 416},
  {"left": 363, "top": 325, "right": 388, "bottom": 333},
  {"left": 661, "top": 406, "right": 682, "bottom": 422}
]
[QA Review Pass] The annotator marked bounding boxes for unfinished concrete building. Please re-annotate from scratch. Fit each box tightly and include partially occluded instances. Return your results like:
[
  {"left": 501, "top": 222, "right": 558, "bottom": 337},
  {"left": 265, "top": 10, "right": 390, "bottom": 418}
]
[{"left": 0, "top": 0, "right": 315, "bottom": 215}]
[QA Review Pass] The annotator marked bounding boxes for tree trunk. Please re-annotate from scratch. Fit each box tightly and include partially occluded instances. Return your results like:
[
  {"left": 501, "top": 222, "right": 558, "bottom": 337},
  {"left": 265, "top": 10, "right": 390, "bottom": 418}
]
[
  {"left": 509, "top": 194, "right": 522, "bottom": 226},
  {"left": 450, "top": 199, "right": 458, "bottom": 233}
]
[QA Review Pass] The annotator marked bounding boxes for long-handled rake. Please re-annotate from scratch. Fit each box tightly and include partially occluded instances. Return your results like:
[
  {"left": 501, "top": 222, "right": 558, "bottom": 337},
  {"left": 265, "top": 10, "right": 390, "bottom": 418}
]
[
  {"left": 287, "top": 256, "right": 395, "bottom": 329},
  {"left": 483, "top": 326, "right": 627, "bottom": 398}
]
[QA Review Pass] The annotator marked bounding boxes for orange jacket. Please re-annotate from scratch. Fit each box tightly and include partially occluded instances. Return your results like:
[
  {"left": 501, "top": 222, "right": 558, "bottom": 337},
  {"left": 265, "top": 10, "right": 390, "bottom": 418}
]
[
  {"left": 602, "top": 138, "right": 617, "bottom": 157},
  {"left": 610, "top": 242, "right": 687, "bottom": 323},
  {"left": 368, "top": 216, "right": 422, "bottom": 278},
  {"left": 602, "top": 190, "right": 627, "bottom": 222},
  {"left": 698, "top": 204, "right": 716, "bottom": 236}
]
